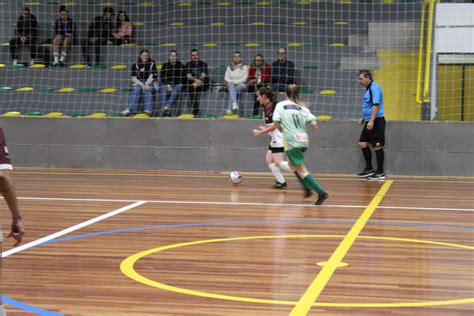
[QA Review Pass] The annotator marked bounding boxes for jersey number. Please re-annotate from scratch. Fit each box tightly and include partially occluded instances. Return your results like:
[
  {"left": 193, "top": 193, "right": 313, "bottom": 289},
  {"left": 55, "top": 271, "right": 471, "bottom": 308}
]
[{"left": 292, "top": 113, "right": 302, "bottom": 129}]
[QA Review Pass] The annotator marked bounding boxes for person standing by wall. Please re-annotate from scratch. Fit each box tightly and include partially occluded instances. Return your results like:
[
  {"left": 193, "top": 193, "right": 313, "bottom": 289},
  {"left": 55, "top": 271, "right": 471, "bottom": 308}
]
[{"left": 356, "top": 69, "right": 386, "bottom": 180}]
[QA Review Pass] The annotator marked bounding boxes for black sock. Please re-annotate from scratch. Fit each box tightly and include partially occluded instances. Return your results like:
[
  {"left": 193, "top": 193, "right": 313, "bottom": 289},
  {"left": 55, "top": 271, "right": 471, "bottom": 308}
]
[
  {"left": 375, "top": 149, "right": 384, "bottom": 173},
  {"left": 361, "top": 147, "right": 373, "bottom": 170}
]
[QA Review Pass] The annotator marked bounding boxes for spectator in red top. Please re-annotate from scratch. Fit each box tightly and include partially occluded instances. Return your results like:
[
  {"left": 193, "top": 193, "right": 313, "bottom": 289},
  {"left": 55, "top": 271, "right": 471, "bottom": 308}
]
[{"left": 247, "top": 53, "right": 271, "bottom": 115}]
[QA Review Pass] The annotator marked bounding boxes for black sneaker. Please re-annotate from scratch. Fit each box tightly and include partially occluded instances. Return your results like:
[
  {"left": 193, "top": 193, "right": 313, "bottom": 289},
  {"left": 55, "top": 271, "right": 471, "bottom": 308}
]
[
  {"left": 357, "top": 169, "right": 375, "bottom": 178},
  {"left": 368, "top": 173, "right": 386, "bottom": 180},
  {"left": 315, "top": 192, "right": 329, "bottom": 205},
  {"left": 273, "top": 181, "right": 287, "bottom": 189},
  {"left": 303, "top": 187, "right": 313, "bottom": 198}
]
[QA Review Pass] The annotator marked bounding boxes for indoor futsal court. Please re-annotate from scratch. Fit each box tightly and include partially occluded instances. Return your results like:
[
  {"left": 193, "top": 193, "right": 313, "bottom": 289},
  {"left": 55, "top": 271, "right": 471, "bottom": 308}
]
[{"left": 1, "top": 169, "right": 473, "bottom": 315}]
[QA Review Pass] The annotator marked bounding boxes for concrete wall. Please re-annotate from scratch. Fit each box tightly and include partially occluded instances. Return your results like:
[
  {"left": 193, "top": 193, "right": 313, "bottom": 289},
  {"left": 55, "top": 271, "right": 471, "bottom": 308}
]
[{"left": 0, "top": 117, "right": 472, "bottom": 176}]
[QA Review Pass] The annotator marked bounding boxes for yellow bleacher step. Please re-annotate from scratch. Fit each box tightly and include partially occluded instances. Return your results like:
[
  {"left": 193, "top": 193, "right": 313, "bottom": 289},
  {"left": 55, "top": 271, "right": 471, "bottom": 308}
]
[
  {"left": 2, "top": 112, "right": 21, "bottom": 117},
  {"left": 58, "top": 87, "right": 75, "bottom": 93},
  {"left": 45, "top": 112, "right": 64, "bottom": 117},
  {"left": 177, "top": 114, "right": 195, "bottom": 119},
  {"left": 88, "top": 113, "right": 107, "bottom": 118},
  {"left": 223, "top": 114, "right": 240, "bottom": 119},
  {"left": 16, "top": 87, "right": 34, "bottom": 92},
  {"left": 320, "top": 90, "right": 336, "bottom": 95}
]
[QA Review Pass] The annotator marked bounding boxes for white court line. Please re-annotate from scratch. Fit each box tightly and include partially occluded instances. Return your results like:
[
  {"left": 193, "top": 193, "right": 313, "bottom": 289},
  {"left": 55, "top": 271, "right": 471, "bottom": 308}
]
[
  {"left": 16, "top": 196, "right": 474, "bottom": 212},
  {"left": 1, "top": 200, "right": 146, "bottom": 258}
]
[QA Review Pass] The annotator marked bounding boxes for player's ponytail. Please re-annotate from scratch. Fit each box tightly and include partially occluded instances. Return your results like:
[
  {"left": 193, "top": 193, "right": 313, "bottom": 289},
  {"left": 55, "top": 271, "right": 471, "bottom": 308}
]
[{"left": 285, "top": 84, "right": 308, "bottom": 107}]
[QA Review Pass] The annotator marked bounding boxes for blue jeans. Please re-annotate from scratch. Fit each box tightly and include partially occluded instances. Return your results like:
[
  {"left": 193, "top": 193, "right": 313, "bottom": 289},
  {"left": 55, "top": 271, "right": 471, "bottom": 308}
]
[
  {"left": 128, "top": 85, "right": 154, "bottom": 113},
  {"left": 272, "top": 83, "right": 287, "bottom": 92},
  {"left": 227, "top": 83, "right": 247, "bottom": 108},
  {"left": 159, "top": 84, "right": 182, "bottom": 109}
]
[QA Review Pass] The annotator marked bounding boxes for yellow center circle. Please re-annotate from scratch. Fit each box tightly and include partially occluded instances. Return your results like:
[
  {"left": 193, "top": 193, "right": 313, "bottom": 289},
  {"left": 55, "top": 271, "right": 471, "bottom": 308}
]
[{"left": 120, "top": 235, "right": 474, "bottom": 308}]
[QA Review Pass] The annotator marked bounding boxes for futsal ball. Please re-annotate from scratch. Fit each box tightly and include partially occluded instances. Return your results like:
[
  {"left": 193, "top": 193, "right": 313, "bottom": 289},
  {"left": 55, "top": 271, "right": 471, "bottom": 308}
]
[{"left": 229, "top": 171, "right": 243, "bottom": 185}]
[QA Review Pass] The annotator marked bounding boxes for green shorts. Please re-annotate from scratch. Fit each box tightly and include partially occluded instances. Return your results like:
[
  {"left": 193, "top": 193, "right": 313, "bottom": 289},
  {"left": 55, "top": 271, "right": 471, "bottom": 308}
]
[{"left": 286, "top": 147, "right": 307, "bottom": 166}]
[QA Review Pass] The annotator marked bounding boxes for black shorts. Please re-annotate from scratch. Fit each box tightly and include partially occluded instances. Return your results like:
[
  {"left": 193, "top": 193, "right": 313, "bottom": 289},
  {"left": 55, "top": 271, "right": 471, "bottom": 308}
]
[
  {"left": 268, "top": 145, "right": 284, "bottom": 153},
  {"left": 359, "top": 117, "right": 385, "bottom": 147},
  {"left": 0, "top": 128, "right": 12, "bottom": 169}
]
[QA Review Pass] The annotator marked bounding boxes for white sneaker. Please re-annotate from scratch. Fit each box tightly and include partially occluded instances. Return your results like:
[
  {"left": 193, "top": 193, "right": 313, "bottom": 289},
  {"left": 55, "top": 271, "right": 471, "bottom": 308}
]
[
  {"left": 121, "top": 109, "right": 131, "bottom": 115},
  {"left": 232, "top": 101, "right": 239, "bottom": 110},
  {"left": 226, "top": 109, "right": 232, "bottom": 115},
  {"left": 12, "top": 59, "right": 18, "bottom": 66},
  {"left": 52, "top": 61, "right": 59, "bottom": 66},
  {"left": 29, "top": 59, "right": 35, "bottom": 66},
  {"left": 60, "top": 54, "right": 66, "bottom": 63}
]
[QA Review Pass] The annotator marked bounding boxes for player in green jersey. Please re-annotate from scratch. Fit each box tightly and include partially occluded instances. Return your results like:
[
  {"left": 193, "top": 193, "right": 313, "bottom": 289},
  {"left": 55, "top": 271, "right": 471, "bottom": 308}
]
[{"left": 272, "top": 84, "right": 329, "bottom": 205}]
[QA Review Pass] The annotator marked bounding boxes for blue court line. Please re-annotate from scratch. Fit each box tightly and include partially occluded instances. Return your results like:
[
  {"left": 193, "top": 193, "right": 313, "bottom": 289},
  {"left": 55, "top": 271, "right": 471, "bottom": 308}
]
[
  {"left": 5, "top": 219, "right": 473, "bottom": 314},
  {"left": 2, "top": 295, "right": 64, "bottom": 316},
  {"left": 40, "top": 219, "right": 474, "bottom": 246}
]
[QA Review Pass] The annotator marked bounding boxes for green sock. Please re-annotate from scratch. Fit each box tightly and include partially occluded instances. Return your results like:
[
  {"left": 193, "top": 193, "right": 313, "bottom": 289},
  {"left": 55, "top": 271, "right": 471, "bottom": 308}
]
[
  {"left": 303, "top": 174, "right": 325, "bottom": 195},
  {"left": 294, "top": 172, "right": 310, "bottom": 190}
]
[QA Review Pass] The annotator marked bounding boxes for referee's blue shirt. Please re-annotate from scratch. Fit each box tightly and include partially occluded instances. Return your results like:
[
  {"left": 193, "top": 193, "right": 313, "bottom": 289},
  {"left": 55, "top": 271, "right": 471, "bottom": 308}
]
[{"left": 362, "top": 80, "right": 384, "bottom": 121}]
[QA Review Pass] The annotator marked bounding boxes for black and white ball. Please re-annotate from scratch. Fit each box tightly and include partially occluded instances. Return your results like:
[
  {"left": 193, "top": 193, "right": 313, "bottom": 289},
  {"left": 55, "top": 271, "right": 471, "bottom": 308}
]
[{"left": 229, "top": 171, "right": 242, "bottom": 185}]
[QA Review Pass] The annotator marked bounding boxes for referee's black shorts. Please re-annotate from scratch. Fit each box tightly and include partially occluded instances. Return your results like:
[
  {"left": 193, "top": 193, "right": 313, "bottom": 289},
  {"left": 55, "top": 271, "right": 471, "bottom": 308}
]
[{"left": 359, "top": 117, "right": 385, "bottom": 147}]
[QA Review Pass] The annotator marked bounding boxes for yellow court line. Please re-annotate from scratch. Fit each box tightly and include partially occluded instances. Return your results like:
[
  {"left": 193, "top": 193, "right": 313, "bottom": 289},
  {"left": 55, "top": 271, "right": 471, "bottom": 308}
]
[
  {"left": 120, "top": 234, "right": 473, "bottom": 307},
  {"left": 290, "top": 180, "right": 394, "bottom": 316}
]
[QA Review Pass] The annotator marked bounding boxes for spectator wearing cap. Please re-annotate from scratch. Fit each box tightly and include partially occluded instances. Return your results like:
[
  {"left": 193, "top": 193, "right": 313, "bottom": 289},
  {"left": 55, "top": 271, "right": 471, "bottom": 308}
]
[
  {"left": 81, "top": 7, "right": 115, "bottom": 66},
  {"left": 9, "top": 7, "right": 38, "bottom": 66}
]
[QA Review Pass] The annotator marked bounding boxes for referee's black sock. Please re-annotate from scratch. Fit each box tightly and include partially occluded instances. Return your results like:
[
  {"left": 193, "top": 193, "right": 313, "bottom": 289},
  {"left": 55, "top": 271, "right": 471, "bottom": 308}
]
[
  {"left": 375, "top": 148, "right": 384, "bottom": 174},
  {"left": 361, "top": 147, "right": 373, "bottom": 170}
]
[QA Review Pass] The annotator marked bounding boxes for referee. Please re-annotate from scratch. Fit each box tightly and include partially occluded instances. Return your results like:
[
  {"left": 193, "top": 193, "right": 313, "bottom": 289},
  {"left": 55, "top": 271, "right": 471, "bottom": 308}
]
[{"left": 356, "top": 70, "right": 386, "bottom": 180}]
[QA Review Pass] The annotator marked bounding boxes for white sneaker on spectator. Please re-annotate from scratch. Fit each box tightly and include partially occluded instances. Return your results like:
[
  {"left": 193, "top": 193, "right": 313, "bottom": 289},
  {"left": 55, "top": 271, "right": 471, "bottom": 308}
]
[
  {"left": 232, "top": 101, "right": 239, "bottom": 110},
  {"left": 121, "top": 109, "right": 131, "bottom": 115},
  {"left": 12, "top": 59, "right": 18, "bottom": 66},
  {"left": 226, "top": 108, "right": 232, "bottom": 115},
  {"left": 60, "top": 53, "right": 66, "bottom": 63},
  {"left": 52, "top": 61, "right": 59, "bottom": 66},
  {"left": 29, "top": 59, "right": 35, "bottom": 66}
]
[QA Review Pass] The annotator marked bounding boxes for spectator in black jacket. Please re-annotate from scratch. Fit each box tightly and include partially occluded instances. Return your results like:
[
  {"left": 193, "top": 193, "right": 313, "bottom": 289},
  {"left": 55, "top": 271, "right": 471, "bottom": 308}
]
[
  {"left": 158, "top": 50, "right": 185, "bottom": 116},
  {"left": 81, "top": 7, "right": 114, "bottom": 66},
  {"left": 271, "top": 47, "right": 295, "bottom": 92},
  {"left": 184, "top": 49, "right": 210, "bottom": 117},
  {"left": 9, "top": 7, "right": 38, "bottom": 66},
  {"left": 52, "top": 7, "right": 76, "bottom": 66}
]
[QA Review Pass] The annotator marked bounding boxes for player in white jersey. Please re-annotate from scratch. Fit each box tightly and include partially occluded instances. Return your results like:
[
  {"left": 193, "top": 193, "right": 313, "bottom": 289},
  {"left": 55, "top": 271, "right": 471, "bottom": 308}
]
[
  {"left": 252, "top": 87, "right": 292, "bottom": 188},
  {"left": 272, "top": 84, "right": 329, "bottom": 205}
]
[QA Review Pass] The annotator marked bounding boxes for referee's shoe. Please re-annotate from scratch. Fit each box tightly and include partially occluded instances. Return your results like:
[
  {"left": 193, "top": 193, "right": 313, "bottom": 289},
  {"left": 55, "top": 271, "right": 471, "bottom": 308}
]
[
  {"left": 368, "top": 172, "right": 386, "bottom": 180},
  {"left": 357, "top": 168, "right": 375, "bottom": 178}
]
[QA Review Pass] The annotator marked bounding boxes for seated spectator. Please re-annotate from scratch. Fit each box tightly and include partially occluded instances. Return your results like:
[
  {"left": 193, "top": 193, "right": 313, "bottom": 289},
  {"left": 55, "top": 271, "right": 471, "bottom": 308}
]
[
  {"left": 185, "top": 49, "right": 210, "bottom": 117},
  {"left": 158, "top": 50, "right": 185, "bottom": 116},
  {"left": 271, "top": 47, "right": 295, "bottom": 92},
  {"left": 113, "top": 11, "right": 133, "bottom": 45},
  {"left": 247, "top": 53, "right": 271, "bottom": 115},
  {"left": 121, "top": 49, "right": 157, "bottom": 116},
  {"left": 9, "top": 7, "right": 38, "bottom": 66},
  {"left": 82, "top": 7, "right": 114, "bottom": 66},
  {"left": 224, "top": 51, "right": 248, "bottom": 115},
  {"left": 52, "top": 6, "right": 76, "bottom": 66}
]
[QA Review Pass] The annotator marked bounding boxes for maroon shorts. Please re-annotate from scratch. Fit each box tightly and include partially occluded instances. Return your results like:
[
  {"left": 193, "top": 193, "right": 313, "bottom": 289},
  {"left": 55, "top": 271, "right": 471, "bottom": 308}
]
[{"left": 0, "top": 128, "right": 13, "bottom": 170}]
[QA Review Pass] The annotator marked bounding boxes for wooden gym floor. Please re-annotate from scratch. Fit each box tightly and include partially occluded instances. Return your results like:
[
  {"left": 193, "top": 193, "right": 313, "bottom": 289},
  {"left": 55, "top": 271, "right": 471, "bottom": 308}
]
[{"left": 1, "top": 169, "right": 473, "bottom": 315}]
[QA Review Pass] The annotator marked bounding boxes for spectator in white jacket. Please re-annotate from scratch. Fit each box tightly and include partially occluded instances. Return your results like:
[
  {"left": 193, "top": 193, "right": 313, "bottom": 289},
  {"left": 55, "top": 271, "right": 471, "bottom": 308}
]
[{"left": 224, "top": 51, "right": 248, "bottom": 114}]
